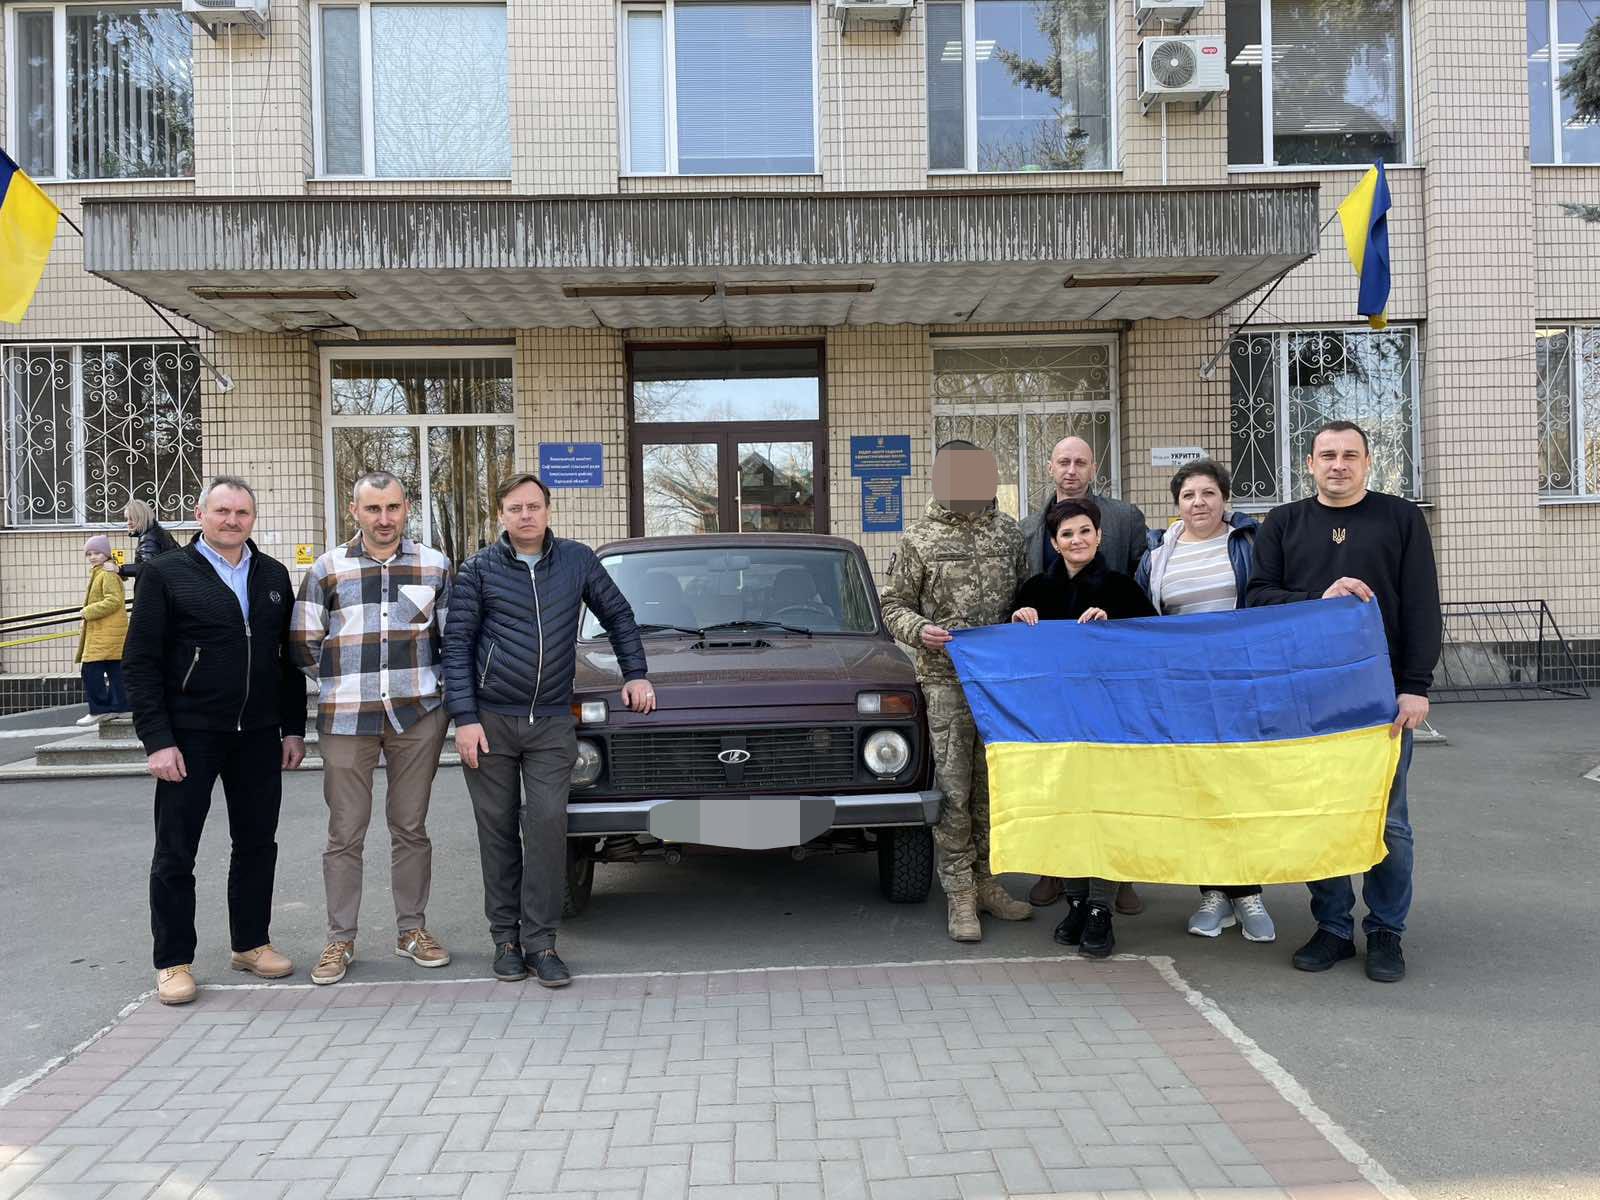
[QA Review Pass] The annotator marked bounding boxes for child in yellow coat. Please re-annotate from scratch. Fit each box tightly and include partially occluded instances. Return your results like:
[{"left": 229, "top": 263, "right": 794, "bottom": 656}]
[{"left": 76, "top": 534, "right": 129, "bottom": 726}]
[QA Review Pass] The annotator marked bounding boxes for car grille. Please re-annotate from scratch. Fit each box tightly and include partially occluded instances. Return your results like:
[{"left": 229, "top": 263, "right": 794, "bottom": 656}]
[{"left": 607, "top": 726, "right": 859, "bottom": 793}]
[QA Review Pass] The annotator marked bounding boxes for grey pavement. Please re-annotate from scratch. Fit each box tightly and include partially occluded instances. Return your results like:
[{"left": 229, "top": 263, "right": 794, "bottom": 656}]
[{"left": 1, "top": 699, "right": 1598, "bottom": 1199}]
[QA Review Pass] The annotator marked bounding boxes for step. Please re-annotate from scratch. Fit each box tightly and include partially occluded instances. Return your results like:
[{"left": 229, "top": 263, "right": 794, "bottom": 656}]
[
  {"left": 0, "top": 737, "right": 462, "bottom": 781},
  {"left": 41, "top": 731, "right": 325, "bottom": 768}
]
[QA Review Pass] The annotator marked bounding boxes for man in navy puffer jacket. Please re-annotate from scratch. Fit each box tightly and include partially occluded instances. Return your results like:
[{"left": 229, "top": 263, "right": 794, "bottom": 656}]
[{"left": 443, "top": 473, "right": 654, "bottom": 986}]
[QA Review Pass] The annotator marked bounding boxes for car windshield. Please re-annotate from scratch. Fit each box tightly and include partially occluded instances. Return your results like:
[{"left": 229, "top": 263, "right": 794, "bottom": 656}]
[{"left": 580, "top": 546, "right": 878, "bottom": 638}]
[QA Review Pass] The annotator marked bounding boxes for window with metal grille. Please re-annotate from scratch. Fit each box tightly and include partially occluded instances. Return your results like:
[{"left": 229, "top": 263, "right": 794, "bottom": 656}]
[
  {"left": 2, "top": 342, "right": 202, "bottom": 527},
  {"left": 1536, "top": 327, "right": 1600, "bottom": 498}
]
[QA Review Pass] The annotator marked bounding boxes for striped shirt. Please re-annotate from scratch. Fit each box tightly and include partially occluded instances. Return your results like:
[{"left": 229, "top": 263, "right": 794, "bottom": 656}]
[
  {"left": 290, "top": 536, "right": 452, "bottom": 736},
  {"left": 1159, "top": 535, "right": 1239, "bottom": 615}
]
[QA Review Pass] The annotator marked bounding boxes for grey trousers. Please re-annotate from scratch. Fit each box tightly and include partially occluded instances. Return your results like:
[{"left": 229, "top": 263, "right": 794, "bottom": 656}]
[{"left": 461, "top": 710, "right": 577, "bottom": 954}]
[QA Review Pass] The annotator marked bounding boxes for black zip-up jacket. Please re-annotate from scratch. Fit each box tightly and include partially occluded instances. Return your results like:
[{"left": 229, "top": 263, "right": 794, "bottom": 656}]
[
  {"left": 123, "top": 537, "right": 307, "bottom": 754},
  {"left": 118, "top": 521, "right": 178, "bottom": 581},
  {"left": 443, "top": 530, "right": 647, "bottom": 724},
  {"left": 1012, "top": 553, "right": 1159, "bottom": 623}
]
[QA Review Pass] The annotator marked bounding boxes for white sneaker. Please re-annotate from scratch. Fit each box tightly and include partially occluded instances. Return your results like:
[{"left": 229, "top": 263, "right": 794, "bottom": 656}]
[
  {"left": 1233, "top": 894, "right": 1277, "bottom": 943},
  {"left": 75, "top": 712, "right": 103, "bottom": 727},
  {"left": 1187, "top": 890, "right": 1236, "bottom": 937}
]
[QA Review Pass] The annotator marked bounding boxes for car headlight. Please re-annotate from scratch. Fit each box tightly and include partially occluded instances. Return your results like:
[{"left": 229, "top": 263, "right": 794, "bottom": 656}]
[
  {"left": 574, "top": 700, "right": 608, "bottom": 725},
  {"left": 863, "top": 730, "right": 910, "bottom": 777},
  {"left": 571, "top": 738, "right": 603, "bottom": 788}
]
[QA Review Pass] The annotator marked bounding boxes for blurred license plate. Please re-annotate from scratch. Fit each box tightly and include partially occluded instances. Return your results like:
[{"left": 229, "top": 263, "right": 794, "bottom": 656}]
[{"left": 648, "top": 796, "right": 835, "bottom": 850}]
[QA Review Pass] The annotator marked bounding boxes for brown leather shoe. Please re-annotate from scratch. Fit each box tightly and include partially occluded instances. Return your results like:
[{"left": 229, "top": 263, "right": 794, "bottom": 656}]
[
  {"left": 156, "top": 964, "right": 196, "bottom": 1005},
  {"left": 230, "top": 944, "right": 294, "bottom": 979},
  {"left": 311, "top": 941, "right": 354, "bottom": 985},
  {"left": 1028, "top": 875, "right": 1065, "bottom": 907},
  {"left": 1115, "top": 882, "right": 1144, "bottom": 916},
  {"left": 396, "top": 928, "right": 450, "bottom": 968}
]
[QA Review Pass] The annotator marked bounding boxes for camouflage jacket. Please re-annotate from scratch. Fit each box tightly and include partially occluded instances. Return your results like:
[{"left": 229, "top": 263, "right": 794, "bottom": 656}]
[{"left": 879, "top": 499, "right": 1028, "bottom": 683}]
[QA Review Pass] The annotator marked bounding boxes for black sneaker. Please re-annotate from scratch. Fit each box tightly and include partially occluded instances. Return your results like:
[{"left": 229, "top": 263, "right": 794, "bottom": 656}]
[
  {"left": 493, "top": 942, "right": 528, "bottom": 982},
  {"left": 527, "top": 948, "right": 573, "bottom": 989},
  {"left": 1364, "top": 931, "right": 1406, "bottom": 982},
  {"left": 1052, "top": 897, "right": 1088, "bottom": 946},
  {"left": 1079, "top": 905, "right": 1115, "bottom": 958},
  {"left": 1291, "top": 929, "right": 1357, "bottom": 973}
]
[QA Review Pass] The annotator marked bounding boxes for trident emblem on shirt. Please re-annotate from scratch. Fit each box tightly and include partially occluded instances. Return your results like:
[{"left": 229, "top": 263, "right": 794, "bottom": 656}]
[{"left": 1331, "top": 528, "right": 1347, "bottom": 545}]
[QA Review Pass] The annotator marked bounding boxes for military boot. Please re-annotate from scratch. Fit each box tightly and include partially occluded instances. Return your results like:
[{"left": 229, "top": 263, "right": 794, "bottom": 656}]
[
  {"left": 947, "top": 891, "right": 981, "bottom": 942},
  {"left": 976, "top": 879, "right": 1031, "bottom": 921}
]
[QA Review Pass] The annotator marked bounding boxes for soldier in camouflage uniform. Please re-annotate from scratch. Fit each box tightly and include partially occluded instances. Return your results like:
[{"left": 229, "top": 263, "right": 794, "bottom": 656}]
[{"left": 880, "top": 443, "right": 1033, "bottom": 942}]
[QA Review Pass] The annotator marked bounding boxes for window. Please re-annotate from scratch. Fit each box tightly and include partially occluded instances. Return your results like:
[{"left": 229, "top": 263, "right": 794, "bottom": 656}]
[
  {"left": 926, "top": 0, "right": 1113, "bottom": 172},
  {"left": 1229, "top": 326, "right": 1420, "bottom": 504},
  {"left": 313, "top": 3, "right": 510, "bottom": 178},
  {"left": 1226, "top": 0, "right": 1409, "bottom": 168},
  {"left": 3, "top": 343, "right": 202, "bottom": 527},
  {"left": 323, "top": 350, "right": 516, "bottom": 564},
  {"left": 620, "top": 1, "right": 817, "bottom": 175},
  {"left": 6, "top": 4, "right": 193, "bottom": 180},
  {"left": 1528, "top": 1, "right": 1600, "bottom": 165},
  {"left": 931, "top": 338, "right": 1119, "bottom": 518},
  {"left": 1537, "top": 327, "right": 1600, "bottom": 497}
]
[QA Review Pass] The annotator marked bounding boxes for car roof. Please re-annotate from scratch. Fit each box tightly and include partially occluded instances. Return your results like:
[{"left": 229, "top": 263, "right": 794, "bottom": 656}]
[{"left": 594, "top": 533, "right": 866, "bottom": 557}]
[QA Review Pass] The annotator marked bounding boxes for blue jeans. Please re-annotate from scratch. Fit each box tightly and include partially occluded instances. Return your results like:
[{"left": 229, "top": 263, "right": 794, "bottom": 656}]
[{"left": 1309, "top": 730, "right": 1414, "bottom": 940}]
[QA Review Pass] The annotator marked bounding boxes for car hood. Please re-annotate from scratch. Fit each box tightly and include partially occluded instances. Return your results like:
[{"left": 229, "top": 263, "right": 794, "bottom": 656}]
[{"left": 575, "top": 633, "right": 916, "bottom": 707}]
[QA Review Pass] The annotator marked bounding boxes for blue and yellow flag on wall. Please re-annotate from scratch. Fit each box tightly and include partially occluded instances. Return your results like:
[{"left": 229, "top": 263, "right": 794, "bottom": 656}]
[
  {"left": 947, "top": 598, "right": 1402, "bottom": 886},
  {"left": 0, "top": 148, "right": 61, "bottom": 325},
  {"left": 1336, "top": 161, "right": 1391, "bottom": 331}
]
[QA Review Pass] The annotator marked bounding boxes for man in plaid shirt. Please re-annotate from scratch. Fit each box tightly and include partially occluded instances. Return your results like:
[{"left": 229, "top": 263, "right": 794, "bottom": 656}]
[{"left": 291, "top": 472, "right": 453, "bottom": 985}]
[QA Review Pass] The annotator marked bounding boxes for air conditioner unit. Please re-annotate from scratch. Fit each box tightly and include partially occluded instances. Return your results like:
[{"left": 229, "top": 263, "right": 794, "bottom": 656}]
[
  {"left": 1135, "top": 0, "right": 1204, "bottom": 33},
  {"left": 182, "top": 0, "right": 268, "bottom": 37},
  {"left": 1140, "top": 35, "right": 1227, "bottom": 114},
  {"left": 833, "top": 0, "right": 915, "bottom": 35}
]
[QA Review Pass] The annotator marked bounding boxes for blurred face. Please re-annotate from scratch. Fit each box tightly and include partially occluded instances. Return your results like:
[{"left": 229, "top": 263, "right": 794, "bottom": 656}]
[
  {"left": 1049, "top": 437, "right": 1095, "bottom": 500},
  {"left": 86, "top": 549, "right": 109, "bottom": 567},
  {"left": 196, "top": 486, "right": 255, "bottom": 555},
  {"left": 350, "top": 480, "right": 409, "bottom": 555},
  {"left": 1177, "top": 473, "right": 1226, "bottom": 540},
  {"left": 932, "top": 448, "right": 999, "bottom": 513},
  {"left": 1053, "top": 513, "right": 1102, "bottom": 572},
  {"left": 1307, "top": 429, "right": 1371, "bottom": 504},
  {"left": 500, "top": 481, "right": 550, "bottom": 552}
]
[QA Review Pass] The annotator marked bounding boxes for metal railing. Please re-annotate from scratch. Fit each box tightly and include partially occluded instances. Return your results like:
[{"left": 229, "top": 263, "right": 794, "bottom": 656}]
[
  {"left": 0, "top": 599, "right": 133, "bottom": 651},
  {"left": 1432, "top": 600, "right": 1590, "bottom": 702}
]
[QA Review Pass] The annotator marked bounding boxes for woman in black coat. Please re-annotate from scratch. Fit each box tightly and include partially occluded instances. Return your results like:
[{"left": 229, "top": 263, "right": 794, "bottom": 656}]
[
  {"left": 1009, "top": 496, "right": 1155, "bottom": 959},
  {"left": 120, "top": 499, "right": 179, "bottom": 584}
]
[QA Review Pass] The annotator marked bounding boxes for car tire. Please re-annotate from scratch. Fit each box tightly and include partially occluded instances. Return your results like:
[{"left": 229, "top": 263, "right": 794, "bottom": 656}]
[
  {"left": 876, "top": 826, "right": 934, "bottom": 903},
  {"left": 562, "top": 840, "right": 596, "bottom": 918}
]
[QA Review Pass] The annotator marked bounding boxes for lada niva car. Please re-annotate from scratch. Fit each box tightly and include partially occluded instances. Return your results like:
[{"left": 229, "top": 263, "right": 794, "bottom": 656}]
[{"left": 558, "top": 534, "right": 939, "bottom": 914}]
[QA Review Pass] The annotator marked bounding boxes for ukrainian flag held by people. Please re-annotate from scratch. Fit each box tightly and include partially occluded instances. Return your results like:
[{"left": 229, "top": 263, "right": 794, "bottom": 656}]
[
  {"left": 0, "top": 148, "right": 62, "bottom": 325},
  {"left": 946, "top": 598, "right": 1402, "bottom": 886},
  {"left": 1337, "top": 160, "right": 1391, "bottom": 330}
]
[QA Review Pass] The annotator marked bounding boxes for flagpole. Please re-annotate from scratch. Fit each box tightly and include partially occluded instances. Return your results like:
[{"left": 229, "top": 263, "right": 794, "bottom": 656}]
[
  {"left": 1197, "top": 210, "right": 1341, "bottom": 381},
  {"left": 56, "top": 211, "right": 235, "bottom": 394}
]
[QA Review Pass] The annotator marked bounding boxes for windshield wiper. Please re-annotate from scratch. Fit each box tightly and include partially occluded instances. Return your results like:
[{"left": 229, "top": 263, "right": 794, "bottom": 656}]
[
  {"left": 697, "top": 619, "right": 814, "bottom": 637},
  {"left": 635, "top": 622, "right": 703, "bottom": 636}
]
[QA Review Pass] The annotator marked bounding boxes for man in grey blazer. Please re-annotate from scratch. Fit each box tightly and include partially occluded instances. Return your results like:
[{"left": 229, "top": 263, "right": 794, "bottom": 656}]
[{"left": 1018, "top": 436, "right": 1151, "bottom": 913}]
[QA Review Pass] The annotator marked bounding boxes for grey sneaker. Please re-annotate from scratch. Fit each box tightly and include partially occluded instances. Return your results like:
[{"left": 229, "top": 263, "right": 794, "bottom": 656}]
[
  {"left": 1187, "top": 890, "right": 1236, "bottom": 938},
  {"left": 1233, "top": 894, "right": 1277, "bottom": 943}
]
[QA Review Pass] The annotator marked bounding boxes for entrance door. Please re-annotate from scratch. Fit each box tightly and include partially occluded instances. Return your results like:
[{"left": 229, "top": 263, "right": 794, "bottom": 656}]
[{"left": 629, "top": 344, "right": 828, "bottom": 537}]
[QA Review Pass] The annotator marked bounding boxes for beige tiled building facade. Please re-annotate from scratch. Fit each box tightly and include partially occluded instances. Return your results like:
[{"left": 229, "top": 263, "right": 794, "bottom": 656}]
[{"left": 2, "top": 0, "right": 1598, "bottom": 692}]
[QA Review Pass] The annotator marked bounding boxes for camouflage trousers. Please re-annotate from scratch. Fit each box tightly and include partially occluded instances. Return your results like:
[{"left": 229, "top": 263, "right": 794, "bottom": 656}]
[{"left": 923, "top": 681, "right": 993, "bottom": 897}]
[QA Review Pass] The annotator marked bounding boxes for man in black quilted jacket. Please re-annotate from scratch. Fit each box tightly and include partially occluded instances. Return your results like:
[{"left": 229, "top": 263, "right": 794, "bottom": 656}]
[{"left": 443, "top": 473, "right": 653, "bottom": 986}]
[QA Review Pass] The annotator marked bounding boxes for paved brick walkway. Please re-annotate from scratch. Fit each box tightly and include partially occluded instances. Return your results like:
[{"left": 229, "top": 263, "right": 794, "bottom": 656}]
[{"left": 0, "top": 958, "right": 1395, "bottom": 1200}]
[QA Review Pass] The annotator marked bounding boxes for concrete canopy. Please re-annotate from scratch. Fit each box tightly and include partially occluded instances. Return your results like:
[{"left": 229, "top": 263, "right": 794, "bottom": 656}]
[{"left": 81, "top": 185, "right": 1320, "bottom": 334}]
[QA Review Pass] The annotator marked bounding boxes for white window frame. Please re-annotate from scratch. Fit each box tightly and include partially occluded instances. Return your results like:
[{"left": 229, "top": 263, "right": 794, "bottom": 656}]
[
  {"left": 3, "top": 2, "right": 194, "bottom": 184},
  {"left": 308, "top": 0, "right": 512, "bottom": 181},
  {"left": 928, "top": 333, "right": 1123, "bottom": 509},
  {"left": 320, "top": 344, "right": 518, "bottom": 545},
  {"left": 1228, "top": 324, "right": 1424, "bottom": 509},
  {"left": 2, "top": 340, "right": 203, "bottom": 530},
  {"left": 926, "top": 0, "right": 1119, "bottom": 175},
  {"left": 1537, "top": 325, "right": 1599, "bottom": 502},
  {"left": 1530, "top": 0, "right": 1598, "bottom": 166},
  {"left": 617, "top": 0, "right": 822, "bottom": 177},
  {"left": 1227, "top": 0, "right": 1414, "bottom": 172}
]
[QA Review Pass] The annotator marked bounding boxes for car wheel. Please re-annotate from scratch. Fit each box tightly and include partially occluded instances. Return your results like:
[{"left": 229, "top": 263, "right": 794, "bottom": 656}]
[
  {"left": 562, "top": 840, "right": 596, "bottom": 918},
  {"left": 876, "top": 826, "right": 933, "bottom": 903}
]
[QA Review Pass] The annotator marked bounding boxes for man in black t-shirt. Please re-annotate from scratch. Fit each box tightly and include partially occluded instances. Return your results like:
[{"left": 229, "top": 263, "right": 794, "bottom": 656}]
[{"left": 1246, "top": 421, "right": 1441, "bottom": 984}]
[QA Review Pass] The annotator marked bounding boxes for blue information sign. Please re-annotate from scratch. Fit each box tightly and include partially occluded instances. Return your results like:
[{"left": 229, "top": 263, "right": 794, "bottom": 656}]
[
  {"left": 860, "top": 476, "right": 904, "bottom": 533},
  {"left": 538, "top": 442, "right": 604, "bottom": 489},
  {"left": 850, "top": 435, "right": 912, "bottom": 477}
]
